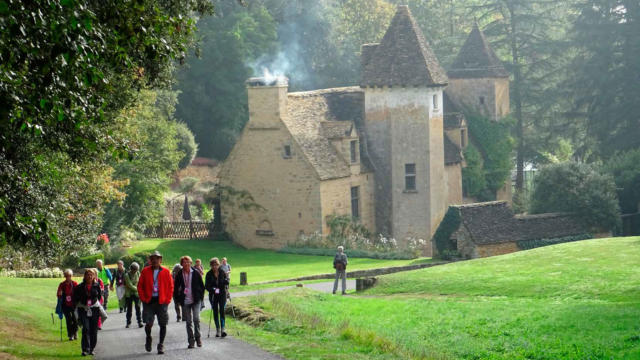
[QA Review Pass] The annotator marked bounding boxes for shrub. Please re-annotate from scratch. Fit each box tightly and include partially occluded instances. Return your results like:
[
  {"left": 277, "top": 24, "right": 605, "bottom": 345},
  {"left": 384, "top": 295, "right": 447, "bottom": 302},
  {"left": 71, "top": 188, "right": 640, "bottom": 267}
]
[
  {"left": 103, "top": 246, "right": 128, "bottom": 265},
  {"left": 1, "top": 267, "right": 64, "bottom": 278},
  {"left": 78, "top": 253, "right": 104, "bottom": 269},
  {"left": 176, "top": 122, "right": 198, "bottom": 169},
  {"left": 119, "top": 253, "right": 147, "bottom": 268},
  {"left": 530, "top": 162, "right": 621, "bottom": 231},
  {"left": 602, "top": 149, "right": 640, "bottom": 214},
  {"left": 432, "top": 207, "right": 461, "bottom": 257}
]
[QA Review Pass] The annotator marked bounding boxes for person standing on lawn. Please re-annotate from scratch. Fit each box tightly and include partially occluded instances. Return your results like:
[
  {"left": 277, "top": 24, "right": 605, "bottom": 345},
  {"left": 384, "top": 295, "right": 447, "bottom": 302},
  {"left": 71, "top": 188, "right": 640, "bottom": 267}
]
[
  {"left": 332, "top": 246, "right": 348, "bottom": 295},
  {"left": 124, "top": 262, "right": 143, "bottom": 328},
  {"left": 173, "top": 255, "right": 205, "bottom": 348},
  {"left": 95, "top": 259, "right": 113, "bottom": 310},
  {"left": 172, "top": 263, "right": 183, "bottom": 322},
  {"left": 114, "top": 260, "right": 127, "bottom": 313},
  {"left": 220, "top": 257, "right": 232, "bottom": 299},
  {"left": 138, "top": 251, "right": 174, "bottom": 355},
  {"left": 57, "top": 269, "right": 78, "bottom": 341},
  {"left": 205, "top": 257, "right": 229, "bottom": 338},
  {"left": 73, "top": 269, "right": 103, "bottom": 356}
]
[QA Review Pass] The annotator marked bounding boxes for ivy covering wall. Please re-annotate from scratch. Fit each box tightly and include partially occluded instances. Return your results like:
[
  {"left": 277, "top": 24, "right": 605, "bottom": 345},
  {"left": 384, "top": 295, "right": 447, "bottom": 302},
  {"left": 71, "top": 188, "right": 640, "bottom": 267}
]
[
  {"left": 432, "top": 207, "right": 462, "bottom": 255},
  {"left": 462, "top": 113, "right": 514, "bottom": 200}
]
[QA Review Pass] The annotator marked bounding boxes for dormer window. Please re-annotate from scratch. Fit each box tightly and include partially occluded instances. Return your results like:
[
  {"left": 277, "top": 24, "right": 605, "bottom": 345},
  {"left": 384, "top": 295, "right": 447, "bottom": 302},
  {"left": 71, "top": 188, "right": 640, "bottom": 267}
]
[
  {"left": 350, "top": 140, "right": 358, "bottom": 163},
  {"left": 283, "top": 145, "right": 292, "bottom": 159},
  {"left": 433, "top": 94, "right": 438, "bottom": 110}
]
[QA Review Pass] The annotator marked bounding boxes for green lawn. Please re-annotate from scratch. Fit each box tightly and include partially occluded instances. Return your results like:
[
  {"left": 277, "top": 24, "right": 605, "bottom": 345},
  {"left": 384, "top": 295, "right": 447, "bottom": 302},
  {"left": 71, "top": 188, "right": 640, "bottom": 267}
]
[
  {"left": 231, "top": 237, "right": 640, "bottom": 359},
  {"left": 0, "top": 277, "right": 86, "bottom": 359},
  {"left": 127, "top": 238, "right": 432, "bottom": 286}
]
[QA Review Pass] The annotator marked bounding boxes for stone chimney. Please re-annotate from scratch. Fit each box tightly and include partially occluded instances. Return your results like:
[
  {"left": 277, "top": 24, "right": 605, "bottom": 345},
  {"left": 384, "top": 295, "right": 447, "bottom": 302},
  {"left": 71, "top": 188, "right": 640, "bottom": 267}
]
[{"left": 246, "top": 76, "right": 289, "bottom": 129}]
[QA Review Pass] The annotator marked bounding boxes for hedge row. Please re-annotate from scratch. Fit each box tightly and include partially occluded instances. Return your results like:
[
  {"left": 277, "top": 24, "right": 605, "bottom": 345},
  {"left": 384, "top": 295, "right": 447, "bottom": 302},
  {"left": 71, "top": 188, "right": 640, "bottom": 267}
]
[
  {"left": 0, "top": 267, "right": 64, "bottom": 278},
  {"left": 278, "top": 247, "right": 418, "bottom": 260}
]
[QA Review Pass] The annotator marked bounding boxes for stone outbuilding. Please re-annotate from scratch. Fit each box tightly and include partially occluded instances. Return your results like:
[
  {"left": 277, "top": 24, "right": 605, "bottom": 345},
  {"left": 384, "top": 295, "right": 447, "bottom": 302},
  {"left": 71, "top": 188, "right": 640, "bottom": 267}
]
[{"left": 433, "top": 201, "right": 591, "bottom": 259}]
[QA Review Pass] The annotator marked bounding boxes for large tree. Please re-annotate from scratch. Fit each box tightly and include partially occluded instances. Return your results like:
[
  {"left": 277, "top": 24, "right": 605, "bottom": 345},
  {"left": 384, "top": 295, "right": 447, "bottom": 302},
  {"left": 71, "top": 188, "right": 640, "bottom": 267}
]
[{"left": 0, "top": 0, "right": 213, "bottom": 258}]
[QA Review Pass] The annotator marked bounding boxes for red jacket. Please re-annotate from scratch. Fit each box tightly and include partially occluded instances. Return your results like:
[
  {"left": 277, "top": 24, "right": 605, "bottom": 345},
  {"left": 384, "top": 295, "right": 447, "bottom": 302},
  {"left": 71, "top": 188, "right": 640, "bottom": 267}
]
[
  {"left": 138, "top": 266, "right": 173, "bottom": 304},
  {"left": 57, "top": 280, "right": 78, "bottom": 307}
]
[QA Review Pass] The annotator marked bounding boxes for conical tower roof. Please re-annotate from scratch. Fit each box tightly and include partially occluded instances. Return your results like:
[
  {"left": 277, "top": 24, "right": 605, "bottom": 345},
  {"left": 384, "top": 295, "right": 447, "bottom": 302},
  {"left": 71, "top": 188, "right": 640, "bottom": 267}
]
[
  {"left": 448, "top": 23, "right": 509, "bottom": 78},
  {"left": 361, "top": 5, "right": 448, "bottom": 87}
]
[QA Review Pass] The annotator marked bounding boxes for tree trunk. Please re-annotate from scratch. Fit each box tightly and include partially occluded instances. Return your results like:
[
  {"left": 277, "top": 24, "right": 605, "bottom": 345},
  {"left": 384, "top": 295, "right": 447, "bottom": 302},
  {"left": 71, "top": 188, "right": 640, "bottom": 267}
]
[{"left": 508, "top": 2, "right": 525, "bottom": 191}]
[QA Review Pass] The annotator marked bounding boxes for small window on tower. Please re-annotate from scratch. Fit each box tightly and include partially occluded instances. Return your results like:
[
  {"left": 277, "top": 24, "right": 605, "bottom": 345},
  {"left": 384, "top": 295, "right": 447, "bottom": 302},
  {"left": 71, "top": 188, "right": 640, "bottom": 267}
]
[
  {"left": 283, "top": 145, "right": 292, "bottom": 158},
  {"left": 350, "top": 140, "right": 358, "bottom": 163},
  {"left": 433, "top": 94, "right": 438, "bottom": 110},
  {"left": 479, "top": 96, "right": 485, "bottom": 105},
  {"left": 405, "top": 163, "right": 416, "bottom": 191}
]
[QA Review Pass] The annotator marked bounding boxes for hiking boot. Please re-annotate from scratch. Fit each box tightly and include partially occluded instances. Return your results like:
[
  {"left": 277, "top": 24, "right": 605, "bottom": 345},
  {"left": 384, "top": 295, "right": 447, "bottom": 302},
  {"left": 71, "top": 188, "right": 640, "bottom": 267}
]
[
  {"left": 119, "top": 308, "right": 123, "bottom": 313},
  {"left": 126, "top": 323, "right": 130, "bottom": 328},
  {"left": 89, "top": 349, "right": 95, "bottom": 356},
  {"left": 188, "top": 341, "right": 195, "bottom": 349},
  {"left": 332, "top": 291, "right": 336, "bottom": 294},
  {"left": 215, "top": 329, "right": 220, "bottom": 337},
  {"left": 196, "top": 338, "right": 202, "bottom": 347},
  {"left": 138, "top": 322, "right": 143, "bottom": 328},
  {"left": 176, "top": 316, "right": 181, "bottom": 322},
  {"left": 69, "top": 337, "right": 73, "bottom": 341},
  {"left": 81, "top": 351, "right": 86, "bottom": 357},
  {"left": 145, "top": 336, "right": 152, "bottom": 352},
  {"left": 73, "top": 333, "right": 77, "bottom": 340},
  {"left": 157, "top": 343, "right": 164, "bottom": 354},
  {"left": 221, "top": 329, "right": 227, "bottom": 338}
]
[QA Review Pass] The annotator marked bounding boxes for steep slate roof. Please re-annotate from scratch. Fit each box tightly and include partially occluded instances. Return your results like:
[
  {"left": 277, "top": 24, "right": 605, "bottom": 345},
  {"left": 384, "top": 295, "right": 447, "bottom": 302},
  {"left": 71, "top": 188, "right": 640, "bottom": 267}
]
[
  {"left": 444, "top": 135, "right": 463, "bottom": 165},
  {"left": 448, "top": 23, "right": 509, "bottom": 79},
  {"left": 451, "top": 201, "right": 587, "bottom": 245},
  {"left": 361, "top": 5, "right": 448, "bottom": 87},
  {"left": 284, "top": 87, "right": 371, "bottom": 180}
]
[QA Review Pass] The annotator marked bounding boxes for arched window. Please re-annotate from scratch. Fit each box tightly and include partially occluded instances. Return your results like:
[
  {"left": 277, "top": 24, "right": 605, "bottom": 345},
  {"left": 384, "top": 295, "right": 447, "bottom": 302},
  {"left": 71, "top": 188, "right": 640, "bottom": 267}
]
[{"left": 256, "top": 220, "right": 274, "bottom": 236}]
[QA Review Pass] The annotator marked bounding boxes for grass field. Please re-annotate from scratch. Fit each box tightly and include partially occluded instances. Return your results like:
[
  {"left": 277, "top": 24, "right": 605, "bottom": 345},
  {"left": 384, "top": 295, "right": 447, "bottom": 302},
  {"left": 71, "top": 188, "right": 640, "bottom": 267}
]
[
  {"left": 230, "top": 237, "right": 640, "bottom": 359},
  {"left": 127, "top": 238, "right": 432, "bottom": 286}
]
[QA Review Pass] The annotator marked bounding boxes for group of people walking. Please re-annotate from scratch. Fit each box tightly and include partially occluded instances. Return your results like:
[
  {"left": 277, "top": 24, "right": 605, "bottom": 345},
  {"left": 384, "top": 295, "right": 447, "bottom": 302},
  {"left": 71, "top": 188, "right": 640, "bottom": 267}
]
[{"left": 56, "top": 251, "right": 232, "bottom": 356}]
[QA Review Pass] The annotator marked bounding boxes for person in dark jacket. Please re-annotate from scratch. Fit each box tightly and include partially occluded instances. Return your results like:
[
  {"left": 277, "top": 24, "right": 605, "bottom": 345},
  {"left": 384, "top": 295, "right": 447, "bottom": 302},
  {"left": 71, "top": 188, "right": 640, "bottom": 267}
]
[
  {"left": 114, "top": 260, "right": 127, "bottom": 313},
  {"left": 205, "top": 257, "right": 229, "bottom": 338},
  {"left": 57, "top": 269, "right": 78, "bottom": 341},
  {"left": 171, "top": 263, "right": 183, "bottom": 322},
  {"left": 332, "top": 246, "right": 348, "bottom": 295},
  {"left": 173, "top": 255, "right": 205, "bottom": 348},
  {"left": 73, "top": 269, "right": 103, "bottom": 356}
]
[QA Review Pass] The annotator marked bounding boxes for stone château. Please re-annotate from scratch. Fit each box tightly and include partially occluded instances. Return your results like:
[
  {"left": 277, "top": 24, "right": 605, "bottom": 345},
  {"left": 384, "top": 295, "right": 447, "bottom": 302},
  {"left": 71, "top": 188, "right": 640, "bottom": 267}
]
[{"left": 219, "top": 5, "right": 511, "bottom": 255}]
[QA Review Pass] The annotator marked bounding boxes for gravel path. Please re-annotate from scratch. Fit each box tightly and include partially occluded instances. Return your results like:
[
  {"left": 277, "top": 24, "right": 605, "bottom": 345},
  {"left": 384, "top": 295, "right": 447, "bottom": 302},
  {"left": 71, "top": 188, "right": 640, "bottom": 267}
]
[{"left": 94, "top": 280, "right": 354, "bottom": 359}]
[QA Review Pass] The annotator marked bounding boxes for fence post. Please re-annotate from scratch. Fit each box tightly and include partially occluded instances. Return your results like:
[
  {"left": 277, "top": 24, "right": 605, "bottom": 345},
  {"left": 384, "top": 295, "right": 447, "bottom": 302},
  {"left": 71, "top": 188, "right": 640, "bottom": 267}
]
[
  {"left": 159, "top": 220, "right": 164, "bottom": 238},
  {"left": 240, "top": 272, "right": 247, "bottom": 286}
]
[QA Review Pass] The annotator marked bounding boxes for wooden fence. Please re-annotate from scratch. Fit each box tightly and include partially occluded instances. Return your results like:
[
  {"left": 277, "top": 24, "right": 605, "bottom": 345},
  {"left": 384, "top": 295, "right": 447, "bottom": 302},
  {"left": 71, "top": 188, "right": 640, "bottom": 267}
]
[{"left": 144, "top": 221, "right": 213, "bottom": 239}]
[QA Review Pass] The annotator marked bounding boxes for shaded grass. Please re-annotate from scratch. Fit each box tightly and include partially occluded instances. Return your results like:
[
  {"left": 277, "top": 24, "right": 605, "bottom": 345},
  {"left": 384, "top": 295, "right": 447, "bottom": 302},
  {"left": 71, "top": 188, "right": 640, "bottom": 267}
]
[
  {"left": 231, "top": 237, "right": 640, "bottom": 359},
  {"left": 128, "top": 238, "right": 432, "bottom": 285}
]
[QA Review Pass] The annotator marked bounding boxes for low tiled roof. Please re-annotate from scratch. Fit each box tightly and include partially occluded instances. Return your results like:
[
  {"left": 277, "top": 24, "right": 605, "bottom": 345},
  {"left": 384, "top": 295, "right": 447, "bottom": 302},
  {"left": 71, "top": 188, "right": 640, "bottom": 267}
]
[
  {"left": 451, "top": 201, "right": 587, "bottom": 245},
  {"left": 361, "top": 5, "right": 448, "bottom": 87},
  {"left": 284, "top": 87, "right": 371, "bottom": 180},
  {"left": 448, "top": 23, "right": 509, "bottom": 79},
  {"left": 444, "top": 134, "right": 463, "bottom": 165}
]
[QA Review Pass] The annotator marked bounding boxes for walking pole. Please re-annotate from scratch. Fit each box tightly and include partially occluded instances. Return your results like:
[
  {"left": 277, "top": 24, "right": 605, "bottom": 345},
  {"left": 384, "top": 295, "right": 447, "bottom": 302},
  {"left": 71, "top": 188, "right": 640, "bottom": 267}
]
[{"left": 207, "top": 308, "right": 213, "bottom": 338}]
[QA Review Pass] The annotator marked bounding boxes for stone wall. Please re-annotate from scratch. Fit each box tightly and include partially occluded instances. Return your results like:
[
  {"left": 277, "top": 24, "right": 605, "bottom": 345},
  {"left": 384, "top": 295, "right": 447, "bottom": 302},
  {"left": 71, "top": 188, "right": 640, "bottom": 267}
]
[
  {"left": 219, "top": 85, "right": 323, "bottom": 249},
  {"left": 320, "top": 173, "right": 375, "bottom": 235},
  {"left": 476, "top": 242, "right": 519, "bottom": 258},
  {"left": 445, "top": 164, "right": 463, "bottom": 206}
]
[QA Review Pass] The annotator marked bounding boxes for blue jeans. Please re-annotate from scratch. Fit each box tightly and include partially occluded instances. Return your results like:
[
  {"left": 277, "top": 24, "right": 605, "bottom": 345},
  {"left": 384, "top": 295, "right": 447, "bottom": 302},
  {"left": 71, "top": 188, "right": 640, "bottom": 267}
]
[{"left": 210, "top": 295, "right": 226, "bottom": 329}]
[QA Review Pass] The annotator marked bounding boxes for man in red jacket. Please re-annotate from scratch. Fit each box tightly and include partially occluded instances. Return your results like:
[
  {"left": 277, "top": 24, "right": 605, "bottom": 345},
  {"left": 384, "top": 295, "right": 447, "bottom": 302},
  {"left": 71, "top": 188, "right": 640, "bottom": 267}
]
[{"left": 138, "top": 250, "right": 174, "bottom": 355}]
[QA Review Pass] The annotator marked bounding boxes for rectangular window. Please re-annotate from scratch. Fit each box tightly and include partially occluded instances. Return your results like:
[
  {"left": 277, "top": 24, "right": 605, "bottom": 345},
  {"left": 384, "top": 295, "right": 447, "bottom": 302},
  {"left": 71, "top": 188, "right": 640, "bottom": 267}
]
[
  {"left": 405, "top": 163, "right": 416, "bottom": 191},
  {"left": 350, "top": 140, "right": 358, "bottom": 163},
  {"left": 433, "top": 94, "right": 438, "bottom": 110},
  {"left": 283, "top": 145, "right": 292, "bottom": 158},
  {"left": 479, "top": 96, "right": 485, "bottom": 105},
  {"left": 351, "top": 186, "right": 360, "bottom": 219}
]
